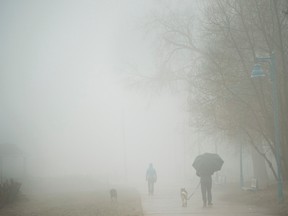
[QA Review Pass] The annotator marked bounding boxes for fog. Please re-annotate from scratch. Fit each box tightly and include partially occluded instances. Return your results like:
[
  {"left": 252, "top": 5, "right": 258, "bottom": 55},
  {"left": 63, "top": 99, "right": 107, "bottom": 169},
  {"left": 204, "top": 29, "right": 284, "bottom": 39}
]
[{"left": 0, "top": 1, "right": 242, "bottom": 194}]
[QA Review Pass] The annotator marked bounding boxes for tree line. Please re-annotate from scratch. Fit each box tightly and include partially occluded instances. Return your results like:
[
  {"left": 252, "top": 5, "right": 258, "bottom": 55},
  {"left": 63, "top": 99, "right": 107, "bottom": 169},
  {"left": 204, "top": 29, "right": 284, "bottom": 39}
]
[{"left": 147, "top": 0, "right": 288, "bottom": 181}]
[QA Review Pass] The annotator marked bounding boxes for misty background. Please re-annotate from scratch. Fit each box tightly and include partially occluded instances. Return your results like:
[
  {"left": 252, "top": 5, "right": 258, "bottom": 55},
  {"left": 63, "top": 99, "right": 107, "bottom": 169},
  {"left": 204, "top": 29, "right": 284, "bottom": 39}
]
[{"left": 0, "top": 0, "right": 247, "bottom": 193}]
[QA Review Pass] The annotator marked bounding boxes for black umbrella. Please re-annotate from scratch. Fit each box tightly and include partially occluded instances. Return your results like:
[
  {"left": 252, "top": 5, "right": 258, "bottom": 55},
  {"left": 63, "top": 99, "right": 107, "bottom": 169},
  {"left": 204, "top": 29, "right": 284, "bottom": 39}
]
[{"left": 192, "top": 153, "right": 224, "bottom": 176}]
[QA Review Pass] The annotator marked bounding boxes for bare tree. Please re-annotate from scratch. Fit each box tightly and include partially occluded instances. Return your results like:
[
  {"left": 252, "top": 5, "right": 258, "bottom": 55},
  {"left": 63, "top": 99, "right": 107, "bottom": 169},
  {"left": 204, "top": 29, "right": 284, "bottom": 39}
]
[{"left": 147, "top": 0, "right": 288, "bottom": 179}]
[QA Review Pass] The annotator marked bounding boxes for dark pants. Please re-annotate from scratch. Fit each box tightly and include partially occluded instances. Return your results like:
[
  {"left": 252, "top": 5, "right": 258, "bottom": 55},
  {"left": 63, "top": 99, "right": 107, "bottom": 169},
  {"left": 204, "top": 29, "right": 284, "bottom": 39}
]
[
  {"left": 148, "top": 181, "right": 154, "bottom": 195},
  {"left": 200, "top": 178, "right": 212, "bottom": 205}
]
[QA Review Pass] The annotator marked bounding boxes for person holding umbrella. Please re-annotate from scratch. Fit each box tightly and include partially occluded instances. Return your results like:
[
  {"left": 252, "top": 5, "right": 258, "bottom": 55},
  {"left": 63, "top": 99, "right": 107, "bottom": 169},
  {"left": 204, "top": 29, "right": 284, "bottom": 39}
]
[{"left": 192, "top": 153, "right": 224, "bottom": 207}]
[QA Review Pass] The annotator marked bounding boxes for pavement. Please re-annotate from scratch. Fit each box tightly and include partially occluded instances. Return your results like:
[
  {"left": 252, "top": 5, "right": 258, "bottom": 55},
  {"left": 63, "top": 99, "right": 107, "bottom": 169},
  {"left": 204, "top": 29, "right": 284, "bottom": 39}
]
[{"left": 141, "top": 186, "right": 278, "bottom": 216}]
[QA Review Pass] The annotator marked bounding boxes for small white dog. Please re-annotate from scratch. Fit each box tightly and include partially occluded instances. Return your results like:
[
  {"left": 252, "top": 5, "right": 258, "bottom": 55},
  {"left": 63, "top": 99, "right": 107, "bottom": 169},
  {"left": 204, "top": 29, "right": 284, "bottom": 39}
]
[{"left": 180, "top": 188, "right": 188, "bottom": 207}]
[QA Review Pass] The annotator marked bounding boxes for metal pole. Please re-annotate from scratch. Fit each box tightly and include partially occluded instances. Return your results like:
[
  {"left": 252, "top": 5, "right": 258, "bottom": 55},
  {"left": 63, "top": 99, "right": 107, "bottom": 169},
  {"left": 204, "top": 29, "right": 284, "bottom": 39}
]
[
  {"left": 122, "top": 110, "right": 127, "bottom": 182},
  {"left": 270, "top": 52, "right": 284, "bottom": 202},
  {"left": 240, "top": 143, "right": 244, "bottom": 188},
  {"left": 0, "top": 158, "right": 2, "bottom": 184}
]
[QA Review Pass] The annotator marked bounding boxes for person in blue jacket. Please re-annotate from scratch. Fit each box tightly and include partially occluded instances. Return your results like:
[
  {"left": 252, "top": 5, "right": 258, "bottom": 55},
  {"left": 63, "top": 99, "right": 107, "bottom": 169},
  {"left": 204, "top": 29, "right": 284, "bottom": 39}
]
[{"left": 146, "top": 163, "right": 157, "bottom": 195}]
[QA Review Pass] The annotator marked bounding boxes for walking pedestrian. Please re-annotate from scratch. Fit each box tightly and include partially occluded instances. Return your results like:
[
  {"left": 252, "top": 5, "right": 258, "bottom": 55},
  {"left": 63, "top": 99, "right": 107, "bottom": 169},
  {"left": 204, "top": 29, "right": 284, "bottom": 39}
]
[
  {"left": 193, "top": 153, "right": 223, "bottom": 208},
  {"left": 197, "top": 170, "right": 213, "bottom": 207},
  {"left": 146, "top": 163, "right": 157, "bottom": 195}
]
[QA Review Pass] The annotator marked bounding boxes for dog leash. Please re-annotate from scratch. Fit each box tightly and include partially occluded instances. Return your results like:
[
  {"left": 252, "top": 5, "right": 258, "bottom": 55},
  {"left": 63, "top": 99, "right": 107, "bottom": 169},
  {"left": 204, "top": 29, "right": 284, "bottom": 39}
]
[{"left": 187, "top": 182, "right": 200, "bottom": 200}]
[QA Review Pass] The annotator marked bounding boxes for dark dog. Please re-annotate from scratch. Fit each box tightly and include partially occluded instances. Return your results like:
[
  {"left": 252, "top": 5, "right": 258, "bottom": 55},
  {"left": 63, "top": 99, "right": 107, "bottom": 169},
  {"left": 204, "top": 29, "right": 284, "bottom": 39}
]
[
  {"left": 180, "top": 188, "right": 188, "bottom": 207},
  {"left": 110, "top": 188, "right": 117, "bottom": 202}
]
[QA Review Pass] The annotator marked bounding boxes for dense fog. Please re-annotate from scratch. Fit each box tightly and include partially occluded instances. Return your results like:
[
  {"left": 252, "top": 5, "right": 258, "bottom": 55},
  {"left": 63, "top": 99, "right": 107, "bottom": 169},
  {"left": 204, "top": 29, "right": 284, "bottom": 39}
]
[{"left": 0, "top": 0, "right": 261, "bottom": 195}]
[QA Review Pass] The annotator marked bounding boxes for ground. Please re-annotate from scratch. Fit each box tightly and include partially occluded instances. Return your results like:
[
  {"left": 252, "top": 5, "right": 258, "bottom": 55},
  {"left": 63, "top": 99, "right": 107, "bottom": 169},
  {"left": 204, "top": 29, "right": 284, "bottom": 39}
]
[
  {"left": 219, "top": 182, "right": 288, "bottom": 216},
  {"left": 0, "top": 181, "right": 287, "bottom": 216},
  {"left": 0, "top": 187, "right": 143, "bottom": 216}
]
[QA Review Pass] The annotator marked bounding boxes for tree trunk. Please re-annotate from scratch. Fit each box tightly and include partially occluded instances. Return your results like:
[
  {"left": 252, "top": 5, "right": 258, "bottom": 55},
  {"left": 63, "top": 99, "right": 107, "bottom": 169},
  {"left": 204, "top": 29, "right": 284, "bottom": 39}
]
[{"left": 251, "top": 145, "right": 269, "bottom": 189}]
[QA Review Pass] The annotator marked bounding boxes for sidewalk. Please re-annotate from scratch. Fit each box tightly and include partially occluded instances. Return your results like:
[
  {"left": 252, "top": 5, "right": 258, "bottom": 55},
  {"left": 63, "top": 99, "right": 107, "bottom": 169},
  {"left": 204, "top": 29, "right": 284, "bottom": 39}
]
[{"left": 141, "top": 185, "right": 278, "bottom": 216}]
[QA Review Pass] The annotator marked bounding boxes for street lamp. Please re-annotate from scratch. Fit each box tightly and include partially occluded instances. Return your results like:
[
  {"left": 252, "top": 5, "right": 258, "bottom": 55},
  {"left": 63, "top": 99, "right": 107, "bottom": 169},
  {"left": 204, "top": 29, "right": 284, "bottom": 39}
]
[
  {"left": 240, "top": 143, "right": 244, "bottom": 188},
  {"left": 251, "top": 52, "right": 284, "bottom": 202}
]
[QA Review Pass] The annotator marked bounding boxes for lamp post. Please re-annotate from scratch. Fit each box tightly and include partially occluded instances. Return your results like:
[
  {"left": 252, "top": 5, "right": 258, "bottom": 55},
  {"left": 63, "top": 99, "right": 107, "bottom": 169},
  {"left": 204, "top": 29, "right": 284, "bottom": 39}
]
[
  {"left": 251, "top": 52, "right": 283, "bottom": 202},
  {"left": 240, "top": 143, "right": 244, "bottom": 188}
]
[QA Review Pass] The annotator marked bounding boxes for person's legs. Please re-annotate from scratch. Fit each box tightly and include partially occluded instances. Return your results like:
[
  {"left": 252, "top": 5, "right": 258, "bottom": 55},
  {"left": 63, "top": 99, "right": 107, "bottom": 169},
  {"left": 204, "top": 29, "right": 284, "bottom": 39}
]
[
  {"left": 148, "top": 181, "right": 151, "bottom": 195},
  {"left": 148, "top": 181, "right": 154, "bottom": 195},
  {"left": 207, "top": 179, "right": 212, "bottom": 205},
  {"left": 200, "top": 181, "right": 207, "bottom": 207}
]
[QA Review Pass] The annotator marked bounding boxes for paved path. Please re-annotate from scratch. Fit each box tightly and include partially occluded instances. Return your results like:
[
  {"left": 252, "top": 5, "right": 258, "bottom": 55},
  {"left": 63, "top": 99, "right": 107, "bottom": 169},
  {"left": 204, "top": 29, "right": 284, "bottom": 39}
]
[{"left": 141, "top": 187, "right": 277, "bottom": 216}]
